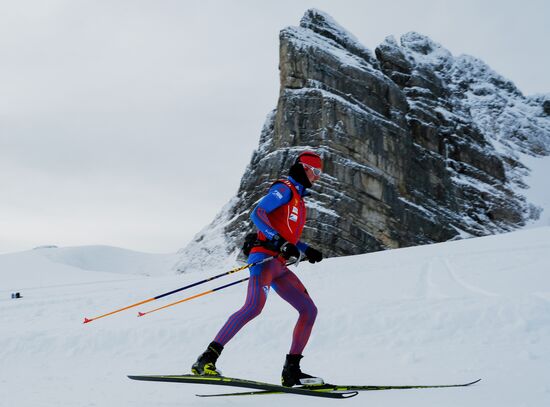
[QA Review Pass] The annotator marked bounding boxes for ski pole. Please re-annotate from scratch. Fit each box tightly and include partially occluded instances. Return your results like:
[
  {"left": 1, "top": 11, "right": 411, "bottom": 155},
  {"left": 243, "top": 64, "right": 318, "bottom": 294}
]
[
  {"left": 137, "top": 277, "right": 250, "bottom": 317},
  {"left": 136, "top": 256, "right": 305, "bottom": 318},
  {"left": 83, "top": 255, "right": 276, "bottom": 324}
]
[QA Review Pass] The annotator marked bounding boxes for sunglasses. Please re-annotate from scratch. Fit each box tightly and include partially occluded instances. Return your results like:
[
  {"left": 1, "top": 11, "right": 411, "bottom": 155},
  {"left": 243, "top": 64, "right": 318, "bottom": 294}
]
[{"left": 302, "top": 163, "right": 322, "bottom": 177}]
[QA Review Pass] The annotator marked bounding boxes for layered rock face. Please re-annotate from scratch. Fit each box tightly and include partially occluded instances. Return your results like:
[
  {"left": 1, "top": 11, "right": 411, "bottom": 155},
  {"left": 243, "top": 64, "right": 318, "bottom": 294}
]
[{"left": 174, "top": 9, "right": 550, "bottom": 273}]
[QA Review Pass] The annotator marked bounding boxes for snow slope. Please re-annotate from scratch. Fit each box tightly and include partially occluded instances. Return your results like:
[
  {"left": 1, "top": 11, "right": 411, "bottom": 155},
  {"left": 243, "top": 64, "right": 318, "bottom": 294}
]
[
  {"left": 523, "top": 153, "right": 550, "bottom": 228},
  {"left": 1, "top": 227, "right": 550, "bottom": 406}
]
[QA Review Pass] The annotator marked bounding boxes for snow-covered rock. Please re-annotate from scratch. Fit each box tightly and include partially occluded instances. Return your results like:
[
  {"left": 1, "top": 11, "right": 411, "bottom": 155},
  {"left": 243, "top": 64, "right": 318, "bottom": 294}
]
[{"left": 175, "top": 9, "right": 550, "bottom": 273}]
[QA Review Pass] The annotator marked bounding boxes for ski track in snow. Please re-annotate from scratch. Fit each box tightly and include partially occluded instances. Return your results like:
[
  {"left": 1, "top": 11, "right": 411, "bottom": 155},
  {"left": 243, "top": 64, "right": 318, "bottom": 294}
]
[{"left": 1, "top": 227, "right": 550, "bottom": 406}]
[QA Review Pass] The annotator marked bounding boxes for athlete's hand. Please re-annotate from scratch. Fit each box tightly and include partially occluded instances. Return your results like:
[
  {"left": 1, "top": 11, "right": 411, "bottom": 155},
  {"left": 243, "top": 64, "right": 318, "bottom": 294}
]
[
  {"left": 271, "top": 234, "right": 286, "bottom": 250},
  {"left": 280, "top": 242, "right": 301, "bottom": 260},
  {"left": 305, "top": 247, "right": 323, "bottom": 263}
]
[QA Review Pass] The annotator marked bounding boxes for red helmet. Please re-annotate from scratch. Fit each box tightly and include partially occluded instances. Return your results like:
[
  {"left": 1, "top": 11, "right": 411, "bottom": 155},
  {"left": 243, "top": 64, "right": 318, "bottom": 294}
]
[{"left": 296, "top": 151, "right": 323, "bottom": 171}]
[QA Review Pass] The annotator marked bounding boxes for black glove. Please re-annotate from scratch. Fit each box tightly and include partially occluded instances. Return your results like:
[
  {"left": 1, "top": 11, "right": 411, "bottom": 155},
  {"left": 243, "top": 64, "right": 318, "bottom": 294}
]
[
  {"left": 280, "top": 242, "right": 301, "bottom": 260},
  {"left": 242, "top": 233, "right": 259, "bottom": 256},
  {"left": 305, "top": 247, "right": 323, "bottom": 263},
  {"left": 270, "top": 234, "right": 285, "bottom": 251}
]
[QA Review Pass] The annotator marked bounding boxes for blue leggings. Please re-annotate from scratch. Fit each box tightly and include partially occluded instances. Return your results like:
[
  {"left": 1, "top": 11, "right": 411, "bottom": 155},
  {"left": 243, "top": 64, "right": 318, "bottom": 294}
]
[{"left": 214, "top": 253, "right": 318, "bottom": 355}]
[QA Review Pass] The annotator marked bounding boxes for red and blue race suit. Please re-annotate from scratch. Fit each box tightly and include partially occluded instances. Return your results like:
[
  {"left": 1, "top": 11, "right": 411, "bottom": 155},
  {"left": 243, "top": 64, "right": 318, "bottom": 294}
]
[{"left": 213, "top": 176, "right": 317, "bottom": 355}]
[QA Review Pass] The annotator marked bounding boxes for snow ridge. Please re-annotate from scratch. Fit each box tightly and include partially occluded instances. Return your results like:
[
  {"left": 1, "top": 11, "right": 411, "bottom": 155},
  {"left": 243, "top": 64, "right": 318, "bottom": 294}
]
[{"left": 2, "top": 227, "right": 550, "bottom": 406}]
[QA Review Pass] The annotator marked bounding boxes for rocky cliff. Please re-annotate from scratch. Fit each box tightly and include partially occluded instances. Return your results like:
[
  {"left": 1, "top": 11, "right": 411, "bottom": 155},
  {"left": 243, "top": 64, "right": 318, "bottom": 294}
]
[{"left": 174, "top": 9, "right": 550, "bottom": 273}]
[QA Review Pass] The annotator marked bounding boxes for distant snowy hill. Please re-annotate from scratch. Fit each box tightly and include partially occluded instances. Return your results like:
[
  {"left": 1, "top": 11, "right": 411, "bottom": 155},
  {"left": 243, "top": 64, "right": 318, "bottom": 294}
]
[
  {"left": 1, "top": 227, "right": 549, "bottom": 406},
  {"left": 1, "top": 245, "right": 176, "bottom": 287}
]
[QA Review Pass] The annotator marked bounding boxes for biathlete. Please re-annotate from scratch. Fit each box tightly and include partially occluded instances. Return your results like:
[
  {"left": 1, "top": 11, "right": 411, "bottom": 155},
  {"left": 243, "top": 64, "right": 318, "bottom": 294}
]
[{"left": 191, "top": 151, "right": 325, "bottom": 387}]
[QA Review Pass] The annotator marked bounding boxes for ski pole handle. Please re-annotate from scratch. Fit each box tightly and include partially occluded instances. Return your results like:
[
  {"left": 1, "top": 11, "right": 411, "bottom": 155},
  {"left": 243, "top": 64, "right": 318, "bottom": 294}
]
[{"left": 83, "top": 255, "right": 275, "bottom": 324}]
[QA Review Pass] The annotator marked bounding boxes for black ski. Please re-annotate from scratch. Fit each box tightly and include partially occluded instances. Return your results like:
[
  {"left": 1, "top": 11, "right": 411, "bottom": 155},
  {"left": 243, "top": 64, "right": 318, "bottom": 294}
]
[
  {"left": 195, "top": 378, "right": 482, "bottom": 397},
  {"left": 127, "top": 374, "right": 358, "bottom": 399}
]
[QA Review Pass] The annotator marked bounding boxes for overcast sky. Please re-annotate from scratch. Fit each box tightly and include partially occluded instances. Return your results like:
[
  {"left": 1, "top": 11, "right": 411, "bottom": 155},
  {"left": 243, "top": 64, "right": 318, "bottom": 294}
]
[{"left": 1, "top": 0, "right": 549, "bottom": 254}]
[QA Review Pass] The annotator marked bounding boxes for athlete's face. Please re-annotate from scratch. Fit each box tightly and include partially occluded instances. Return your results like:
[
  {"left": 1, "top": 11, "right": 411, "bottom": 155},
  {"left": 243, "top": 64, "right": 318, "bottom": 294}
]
[{"left": 302, "top": 163, "right": 322, "bottom": 184}]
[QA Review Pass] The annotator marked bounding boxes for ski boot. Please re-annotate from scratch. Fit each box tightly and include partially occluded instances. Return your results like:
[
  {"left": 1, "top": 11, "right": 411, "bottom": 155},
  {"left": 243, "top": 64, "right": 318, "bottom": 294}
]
[
  {"left": 281, "top": 354, "right": 324, "bottom": 387},
  {"left": 191, "top": 341, "right": 223, "bottom": 376}
]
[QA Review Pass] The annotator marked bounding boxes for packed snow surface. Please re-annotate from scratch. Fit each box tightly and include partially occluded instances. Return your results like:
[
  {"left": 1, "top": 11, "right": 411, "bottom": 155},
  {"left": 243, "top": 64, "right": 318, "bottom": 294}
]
[{"left": 1, "top": 228, "right": 550, "bottom": 406}]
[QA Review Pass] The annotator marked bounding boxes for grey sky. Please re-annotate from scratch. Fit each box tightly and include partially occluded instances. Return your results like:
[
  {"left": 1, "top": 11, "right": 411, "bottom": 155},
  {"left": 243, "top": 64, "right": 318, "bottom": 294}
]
[{"left": 1, "top": 0, "right": 549, "bottom": 254}]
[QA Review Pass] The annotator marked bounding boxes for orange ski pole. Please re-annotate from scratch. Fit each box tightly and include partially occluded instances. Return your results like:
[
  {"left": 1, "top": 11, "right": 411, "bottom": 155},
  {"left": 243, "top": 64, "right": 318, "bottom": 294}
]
[
  {"left": 137, "top": 256, "right": 303, "bottom": 318},
  {"left": 83, "top": 256, "right": 275, "bottom": 324},
  {"left": 137, "top": 277, "right": 250, "bottom": 317}
]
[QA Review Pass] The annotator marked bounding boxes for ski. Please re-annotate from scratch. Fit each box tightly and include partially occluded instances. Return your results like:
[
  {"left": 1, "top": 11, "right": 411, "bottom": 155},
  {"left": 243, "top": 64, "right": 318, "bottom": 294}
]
[
  {"left": 195, "top": 378, "right": 482, "bottom": 397},
  {"left": 127, "top": 374, "right": 358, "bottom": 399}
]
